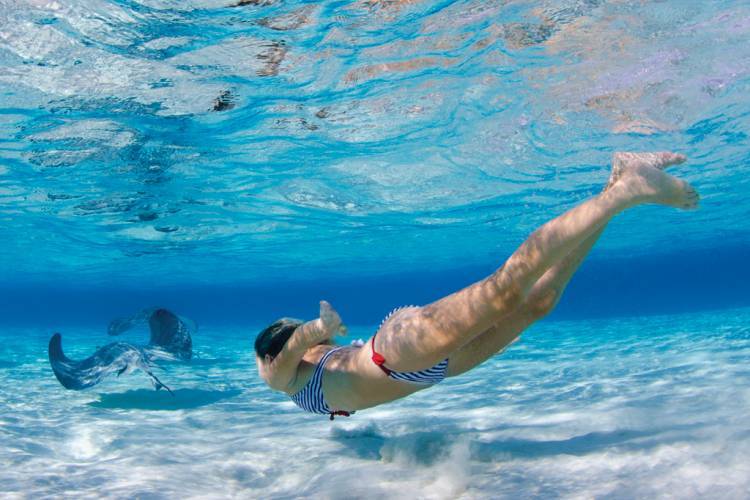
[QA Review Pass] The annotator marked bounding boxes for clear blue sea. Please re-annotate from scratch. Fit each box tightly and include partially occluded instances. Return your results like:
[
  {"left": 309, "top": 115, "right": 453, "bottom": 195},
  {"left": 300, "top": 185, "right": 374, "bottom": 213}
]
[{"left": 1, "top": 0, "right": 749, "bottom": 498}]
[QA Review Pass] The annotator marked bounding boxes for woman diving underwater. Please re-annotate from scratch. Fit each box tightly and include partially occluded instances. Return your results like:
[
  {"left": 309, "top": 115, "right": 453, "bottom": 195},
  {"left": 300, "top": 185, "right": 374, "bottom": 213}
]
[{"left": 254, "top": 152, "right": 699, "bottom": 419}]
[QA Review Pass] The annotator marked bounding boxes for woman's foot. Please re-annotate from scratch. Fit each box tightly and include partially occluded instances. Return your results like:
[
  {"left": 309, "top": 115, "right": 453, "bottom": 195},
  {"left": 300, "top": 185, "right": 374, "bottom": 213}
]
[{"left": 607, "top": 151, "right": 699, "bottom": 209}]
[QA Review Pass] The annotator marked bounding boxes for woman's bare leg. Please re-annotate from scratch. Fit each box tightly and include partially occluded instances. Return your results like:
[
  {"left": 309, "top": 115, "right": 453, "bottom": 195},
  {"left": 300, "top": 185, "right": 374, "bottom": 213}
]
[
  {"left": 448, "top": 153, "right": 695, "bottom": 374},
  {"left": 447, "top": 225, "right": 605, "bottom": 376},
  {"left": 376, "top": 152, "right": 698, "bottom": 371}
]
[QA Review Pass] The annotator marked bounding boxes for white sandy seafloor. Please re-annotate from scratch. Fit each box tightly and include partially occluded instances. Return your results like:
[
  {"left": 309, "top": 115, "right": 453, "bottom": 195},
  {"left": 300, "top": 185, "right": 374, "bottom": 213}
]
[{"left": 1, "top": 307, "right": 749, "bottom": 499}]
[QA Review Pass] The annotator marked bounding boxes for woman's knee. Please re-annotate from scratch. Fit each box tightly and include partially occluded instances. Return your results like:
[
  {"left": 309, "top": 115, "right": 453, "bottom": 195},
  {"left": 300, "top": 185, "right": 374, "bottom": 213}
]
[
  {"left": 485, "top": 271, "right": 525, "bottom": 313},
  {"left": 523, "top": 287, "right": 559, "bottom": 319}
]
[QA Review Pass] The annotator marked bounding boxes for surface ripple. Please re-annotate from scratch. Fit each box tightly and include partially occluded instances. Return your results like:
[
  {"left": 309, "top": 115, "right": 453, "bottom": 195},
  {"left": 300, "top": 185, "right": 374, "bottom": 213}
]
[{"left": 0, "top": 1, "right": 748, "bottom": 285}]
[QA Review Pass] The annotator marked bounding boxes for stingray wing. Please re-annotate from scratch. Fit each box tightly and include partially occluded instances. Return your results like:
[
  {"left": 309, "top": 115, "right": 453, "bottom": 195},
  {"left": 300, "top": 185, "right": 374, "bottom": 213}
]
[
  {"left": 48, "top": 333, "right": 169, "bottom": 391},
  {"left": 147, "top": 309, "right": 193, "bottom": 361},
  {"left": 107, "top": 307, "right": 158, "bottom": 337}
]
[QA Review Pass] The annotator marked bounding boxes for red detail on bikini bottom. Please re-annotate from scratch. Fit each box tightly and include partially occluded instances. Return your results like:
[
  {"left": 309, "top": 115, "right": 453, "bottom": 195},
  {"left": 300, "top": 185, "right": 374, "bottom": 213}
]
[
  {"left": 329, "top": 411, "right": 351, "bottom": 421},
  {"left": 370, "top": 335, "right": 392, "bottom": 375}
]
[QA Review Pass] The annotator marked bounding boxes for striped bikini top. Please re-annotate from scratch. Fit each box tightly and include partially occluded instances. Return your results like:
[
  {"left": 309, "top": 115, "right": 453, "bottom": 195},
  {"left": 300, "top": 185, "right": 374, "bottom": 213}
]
[{"left": 289, "top": 347, "right": 353, "bottom": 420}]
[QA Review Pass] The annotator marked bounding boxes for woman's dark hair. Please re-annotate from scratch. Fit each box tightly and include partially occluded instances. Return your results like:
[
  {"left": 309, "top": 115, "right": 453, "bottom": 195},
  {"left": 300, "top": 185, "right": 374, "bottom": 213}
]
[{"left": 254, "top": 318, "right": 303, "bottom": 359}]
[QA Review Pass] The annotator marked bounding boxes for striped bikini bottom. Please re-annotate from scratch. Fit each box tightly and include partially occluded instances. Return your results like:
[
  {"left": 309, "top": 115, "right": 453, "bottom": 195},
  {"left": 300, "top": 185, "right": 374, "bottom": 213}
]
[{"left": 370, "top": 335, "right": 449, "bottom": 384}]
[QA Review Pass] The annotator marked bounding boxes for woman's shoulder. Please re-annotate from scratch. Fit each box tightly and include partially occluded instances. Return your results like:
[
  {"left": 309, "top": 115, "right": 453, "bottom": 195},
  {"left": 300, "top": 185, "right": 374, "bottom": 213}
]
[{"left": 285, "top": 344, "right": 343, "bottom": 395}]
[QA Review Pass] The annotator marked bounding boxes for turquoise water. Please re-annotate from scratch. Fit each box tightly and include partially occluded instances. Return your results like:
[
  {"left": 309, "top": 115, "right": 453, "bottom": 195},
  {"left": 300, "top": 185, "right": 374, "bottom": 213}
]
[
  {"left": 2, "top": 309, "right": 750, "bottom": 497},
  {"left": 1, "top": 0, "right": 750, "bottom": 498}
]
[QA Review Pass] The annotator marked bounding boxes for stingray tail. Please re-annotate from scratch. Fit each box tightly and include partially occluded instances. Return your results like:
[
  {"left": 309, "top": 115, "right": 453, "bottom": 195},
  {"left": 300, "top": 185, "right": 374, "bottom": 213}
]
[
  {"left": 48, "top": 333, "right": 69, "bottom": 363},
  {"left": 146, "top": 369, "right": 174, "bottom": 396}
]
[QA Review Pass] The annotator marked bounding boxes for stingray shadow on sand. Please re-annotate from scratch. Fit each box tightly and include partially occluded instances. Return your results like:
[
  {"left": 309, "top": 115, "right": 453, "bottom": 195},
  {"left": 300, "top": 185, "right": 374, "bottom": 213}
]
[{"left": 89, "top": 388, "right": 242, "bottom": 411}]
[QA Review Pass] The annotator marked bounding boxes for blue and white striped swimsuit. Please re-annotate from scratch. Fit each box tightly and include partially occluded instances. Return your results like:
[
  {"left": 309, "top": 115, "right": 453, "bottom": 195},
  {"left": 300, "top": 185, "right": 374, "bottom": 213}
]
[
  {"left": 384, "top": 357, "right": 449, "bottom": 384},
  {"left": 289, "top": 347, "right": 352, "bottom": 419},
  {"left": 371, "top": 306, "right": 449, "bottom": 385},
  {"left": 290, "top": 306, "right": 448, "bottom": 419}
]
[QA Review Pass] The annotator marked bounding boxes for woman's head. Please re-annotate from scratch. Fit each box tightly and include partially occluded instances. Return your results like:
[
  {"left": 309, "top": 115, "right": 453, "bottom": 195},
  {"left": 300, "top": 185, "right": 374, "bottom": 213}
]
[{"left": 254, "top": 318, "right": 303, "bottom": 360}]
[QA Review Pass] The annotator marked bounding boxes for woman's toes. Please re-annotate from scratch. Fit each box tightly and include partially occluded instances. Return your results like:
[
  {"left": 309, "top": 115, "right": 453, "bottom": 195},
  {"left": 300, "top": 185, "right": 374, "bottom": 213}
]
[
  {"left": 682, "top": 185, "right": 700, "bottom": 208},
  {"left": 655, "top": 152, "right": 687, "bottom": 170},
  {"left": 613, "top": 151, "right": 687, "bottom": 171}
]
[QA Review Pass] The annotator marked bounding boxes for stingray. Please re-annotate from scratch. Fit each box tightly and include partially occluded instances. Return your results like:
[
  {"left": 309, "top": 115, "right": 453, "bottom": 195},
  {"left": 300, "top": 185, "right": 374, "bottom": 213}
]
[{"left": 48, "top": 308, "right": 195, "bottom": 393}]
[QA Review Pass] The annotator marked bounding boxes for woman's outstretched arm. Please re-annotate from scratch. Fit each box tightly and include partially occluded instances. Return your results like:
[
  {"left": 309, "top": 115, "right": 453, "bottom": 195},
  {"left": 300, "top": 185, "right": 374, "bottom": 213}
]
[{"left": 259, "top": 301, "right": 345, "bottom": 392}]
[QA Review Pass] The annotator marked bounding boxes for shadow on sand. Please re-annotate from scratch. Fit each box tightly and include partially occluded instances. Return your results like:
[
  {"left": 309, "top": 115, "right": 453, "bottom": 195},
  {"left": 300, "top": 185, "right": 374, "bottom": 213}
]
[
  {"left": 331, "top": 423, "right": 696, "bottom": 464},
  {"left": 186, "top": 357, "right": 237, "bottom": 367},
  {"left": 89, "top": 388, "right": 242, "bottom": 411}
]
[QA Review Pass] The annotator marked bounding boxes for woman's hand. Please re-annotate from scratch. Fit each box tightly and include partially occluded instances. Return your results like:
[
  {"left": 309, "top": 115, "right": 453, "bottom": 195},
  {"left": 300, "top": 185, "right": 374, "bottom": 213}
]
[
  {"left": 259, "top": 301, "right": 347, "bottom": 393},
  {"left": 284, "top": 301, "right": 347, "bottom": 353},
  {"left": 319, "top": 300, "right": 347, "bottom": 337}
]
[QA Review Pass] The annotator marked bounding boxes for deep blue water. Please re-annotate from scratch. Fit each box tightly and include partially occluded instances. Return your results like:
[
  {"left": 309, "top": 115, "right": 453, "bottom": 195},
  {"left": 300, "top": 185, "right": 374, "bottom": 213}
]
[{"left": 1, "top": 0, "right": 749, "bottom": 498}]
